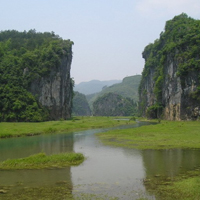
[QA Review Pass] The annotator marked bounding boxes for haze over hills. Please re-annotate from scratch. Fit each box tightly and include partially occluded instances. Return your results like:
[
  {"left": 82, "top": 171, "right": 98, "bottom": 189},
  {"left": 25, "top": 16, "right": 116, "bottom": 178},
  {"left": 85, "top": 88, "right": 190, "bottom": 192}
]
[
  {"left": 87, "top": 75, "right": 142, "bottom": 109},
  {"left": 74, "top": 80, "right": 122, "bottom": 95}
]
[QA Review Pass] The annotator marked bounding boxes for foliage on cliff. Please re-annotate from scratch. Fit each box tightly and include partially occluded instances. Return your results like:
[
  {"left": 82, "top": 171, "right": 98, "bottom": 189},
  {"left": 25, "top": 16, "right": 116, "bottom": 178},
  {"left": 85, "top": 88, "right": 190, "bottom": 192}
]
[
  {"left": 72, "top": 92, "right": 91, "bottom": 116},
  {"left": 93, "top": 92, "right": 137, "bottom": 116},
  {"left": 0, "top": 30, "right": 73, "bottom": 122},
  {"left": 139, "top": 13, "right": 200, "bottom": 118}
]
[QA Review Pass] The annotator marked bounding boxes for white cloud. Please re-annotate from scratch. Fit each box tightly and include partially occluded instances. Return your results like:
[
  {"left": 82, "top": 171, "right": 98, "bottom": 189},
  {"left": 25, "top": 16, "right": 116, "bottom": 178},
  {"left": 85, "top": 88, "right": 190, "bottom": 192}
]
[{"left": 136, "top": 0, "right": 200, "bottom": 18}]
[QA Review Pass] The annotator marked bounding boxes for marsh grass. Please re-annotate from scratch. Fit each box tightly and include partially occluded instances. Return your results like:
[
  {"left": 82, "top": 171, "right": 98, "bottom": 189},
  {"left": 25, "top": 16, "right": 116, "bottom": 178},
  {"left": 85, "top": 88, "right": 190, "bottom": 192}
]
[
  {"left": 145, "top": 168, "right": 200, "bottom": 200},
  {"left": 0, "top": 183, "right": 74, "bottom": 200},
  {"left": 0, "top": 152, "right": 84, "bottom": 170},
  {"left": 0, "top": 116, "right": 135, "bottom": 139},
  {"left": 97, "top": 120, "right": 200, "bottom": 149}
]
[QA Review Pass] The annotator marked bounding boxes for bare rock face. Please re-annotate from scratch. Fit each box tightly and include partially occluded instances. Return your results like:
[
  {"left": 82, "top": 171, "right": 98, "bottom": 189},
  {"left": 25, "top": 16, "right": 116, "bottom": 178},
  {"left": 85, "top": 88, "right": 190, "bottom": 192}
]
[
  {"left": 139, "top": 53, "right": 200, "bottom": 120},
  {"left": 30, "top": 56, "right": 73, "bottom": 120},
  {"left": 162, "top": 56, "right": 199, "bottom": 120}
]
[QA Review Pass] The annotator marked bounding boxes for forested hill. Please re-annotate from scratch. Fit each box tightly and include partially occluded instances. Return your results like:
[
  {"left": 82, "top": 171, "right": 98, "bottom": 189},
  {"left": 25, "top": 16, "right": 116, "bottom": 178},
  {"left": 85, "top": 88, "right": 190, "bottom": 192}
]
[
  {"left": 87, "top": 75, "right": 141, "bottom": 109},
  {"left": 0, "top": 30, "right": 74, "bottom": 122},
  {"left": 72, "top": 92, "right": 91, "bottom": 116},
  {"left": 139, "top": 13, "right": 200, "bottom": 120}
]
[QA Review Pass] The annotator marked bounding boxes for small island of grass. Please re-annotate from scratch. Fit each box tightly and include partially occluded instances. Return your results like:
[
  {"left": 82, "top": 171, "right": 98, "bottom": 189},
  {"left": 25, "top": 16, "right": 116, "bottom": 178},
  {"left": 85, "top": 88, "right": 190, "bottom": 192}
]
[{"left": 0, "top": 152, "right": 84, "bottom": 170}]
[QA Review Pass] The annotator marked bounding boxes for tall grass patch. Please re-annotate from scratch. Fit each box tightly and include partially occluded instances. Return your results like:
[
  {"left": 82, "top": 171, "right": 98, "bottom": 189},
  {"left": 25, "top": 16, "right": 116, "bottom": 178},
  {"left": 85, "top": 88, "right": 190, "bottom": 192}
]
[{"left": 0, "top": 152, "right": 84, "bottom": 169}]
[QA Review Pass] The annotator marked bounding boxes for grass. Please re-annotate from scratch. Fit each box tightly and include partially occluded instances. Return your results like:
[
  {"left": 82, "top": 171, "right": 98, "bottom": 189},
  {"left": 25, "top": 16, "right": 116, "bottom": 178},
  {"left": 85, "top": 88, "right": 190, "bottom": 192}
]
[
  {"left": 97, "top": 120, "right": 200, "bottom": 199},
  {"left": 144, "top": 168, "right": 200, "bottom": 200},
  {"left": 0, "top": 152, "right": 84, "bottom": 170},
  {"left": 97, "top": 120, "right": 200, "bottom": 149},
  {"left": 0, "top": 116, "right": 135, "bottom": 139}
]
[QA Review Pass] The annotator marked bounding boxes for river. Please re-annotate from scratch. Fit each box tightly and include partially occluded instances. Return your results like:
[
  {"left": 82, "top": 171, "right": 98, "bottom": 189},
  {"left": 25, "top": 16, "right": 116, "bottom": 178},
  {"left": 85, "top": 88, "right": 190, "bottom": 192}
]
[{"left": 0, "top": 121, "right": 200, "bottom": 199}]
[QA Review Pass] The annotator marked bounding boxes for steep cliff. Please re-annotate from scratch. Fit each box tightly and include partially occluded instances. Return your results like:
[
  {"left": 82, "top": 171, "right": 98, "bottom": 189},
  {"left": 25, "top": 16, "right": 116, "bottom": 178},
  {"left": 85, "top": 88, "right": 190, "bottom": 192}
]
[
  {"left": 0, "top": 30, "right": 73, "bottom": 121},
  {"left": 29, "top": 55, "right": 73, "bottom": 120},
  {"left": 139, "top": 14, "right": 200, "bottom": 120}
]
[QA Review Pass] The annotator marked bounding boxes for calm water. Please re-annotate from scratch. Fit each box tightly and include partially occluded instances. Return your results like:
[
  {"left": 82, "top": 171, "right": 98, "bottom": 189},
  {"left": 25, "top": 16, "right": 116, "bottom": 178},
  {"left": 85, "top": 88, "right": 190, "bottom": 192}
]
[{"left": 0, "top": 121, "right": 200, "bottom": 199}]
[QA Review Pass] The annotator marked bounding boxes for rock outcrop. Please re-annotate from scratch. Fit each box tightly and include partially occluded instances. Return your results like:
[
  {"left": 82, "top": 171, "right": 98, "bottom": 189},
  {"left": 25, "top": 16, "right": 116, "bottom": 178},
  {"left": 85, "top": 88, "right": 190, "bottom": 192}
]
[
  {"left": 30, "top": 56, "right": 73, "bottom": 120},
  {"left": 139, "top": 14, "right": 200, "bottom": 120},
  {"left": 0, "top": 30, "right": 74, "bottom": 122}
]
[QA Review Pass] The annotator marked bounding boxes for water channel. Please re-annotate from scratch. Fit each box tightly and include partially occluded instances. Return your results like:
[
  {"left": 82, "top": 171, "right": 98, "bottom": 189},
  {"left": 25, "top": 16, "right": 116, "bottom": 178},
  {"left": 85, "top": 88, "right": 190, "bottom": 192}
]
[{"left": 1, "top": 121, "right": 200, "bottom": 199}]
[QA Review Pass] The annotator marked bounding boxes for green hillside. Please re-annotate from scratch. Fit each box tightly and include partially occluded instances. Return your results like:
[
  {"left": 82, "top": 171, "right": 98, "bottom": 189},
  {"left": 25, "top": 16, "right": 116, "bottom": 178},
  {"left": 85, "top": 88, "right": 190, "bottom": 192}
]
[
  {"left": 87, "top": 75, "right": 141, "bottom": 109},
  {"left": 74, "top": 79, "right": 121, "bottom": 95},
  {"left": 72, "top": 92, "right": 91, "bottom": 116},
  {"left": 93, "top": 93, "right": 137, "bottom": 116}
]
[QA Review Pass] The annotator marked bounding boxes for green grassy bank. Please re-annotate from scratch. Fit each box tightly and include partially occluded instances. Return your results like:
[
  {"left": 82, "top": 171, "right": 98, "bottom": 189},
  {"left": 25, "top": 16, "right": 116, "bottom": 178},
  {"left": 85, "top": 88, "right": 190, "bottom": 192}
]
[
  {"left": 97, "top": 120, "right": 200, "bottom": 200},
  {"left": 97, "top": 120, "right": 200, "bottom": 149},
  {"left": 0, "top": 152, "right": 84, "bottom": 170},
  {"left": 0, "top": 116, "right": 134, "bottom": 139}
]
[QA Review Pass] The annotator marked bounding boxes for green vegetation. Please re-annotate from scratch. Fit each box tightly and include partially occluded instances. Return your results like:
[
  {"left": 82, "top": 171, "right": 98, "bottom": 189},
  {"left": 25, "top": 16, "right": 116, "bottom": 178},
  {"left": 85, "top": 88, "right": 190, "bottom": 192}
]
[
  {"left": 88, "top": 75, "right": 141, "bottom": 109},
  {"left": 144, "top": 168, "right": 200, "bottom": 200},
  {"left": 0, "top": 152, "right": 84, "bottom": 169},
  {"left": 97, "top": 120, "right": 200, "bottom": 199},
  {"left": 146, "top": 104, "right": 163, "bottom": 119},
  {"left": 139, "top": 13, "right": 200, "bottom": 117},
  {"left": 0, "top": 116, "right": 135, "bottom": 138},
  {"left": 72, "top": 92, "right": 91, "bottom": 116},
  {"left": 93, "top": 93, "right": 137, "bottom": 116},
  {"left": 0, "top": 30, "right": 73, "bottom": 122},
  {"left": 97, "top": 120, "right": 200, "bottom": 149},
  {"left": 0, "top": 182, "right": 73, "bottom": 200}
]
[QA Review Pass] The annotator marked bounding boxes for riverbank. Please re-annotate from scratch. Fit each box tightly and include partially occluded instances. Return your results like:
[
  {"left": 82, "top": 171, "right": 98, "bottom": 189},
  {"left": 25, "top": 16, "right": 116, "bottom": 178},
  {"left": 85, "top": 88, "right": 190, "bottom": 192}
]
[
  {"left": 97, "top": 120, "right": 200, "bottom": 149},
  {"left": 144, "top": 167, "right": 200, "bottom": 200},
  {"left": 0, "top": 152, "right": 84, "bottom": 170},
  {"left": 97, "top": 120, "right": 200, "bottom": 200},
  {"left": 0, "top": 116, "right": 135, "bottom": 139}
]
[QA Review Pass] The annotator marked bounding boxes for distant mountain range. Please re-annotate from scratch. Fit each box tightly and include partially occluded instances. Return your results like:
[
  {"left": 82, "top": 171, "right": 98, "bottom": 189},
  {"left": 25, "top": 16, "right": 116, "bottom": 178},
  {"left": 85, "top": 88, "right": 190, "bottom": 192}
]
[
  {"left": 74, "top": 80, "right": 122, "bottom": 95},
  {"left": 86, "top": 75, "right": 142, "bottom": 108},
  {"left": 73, "top": 75, "right": 142, "bottom": 116}
]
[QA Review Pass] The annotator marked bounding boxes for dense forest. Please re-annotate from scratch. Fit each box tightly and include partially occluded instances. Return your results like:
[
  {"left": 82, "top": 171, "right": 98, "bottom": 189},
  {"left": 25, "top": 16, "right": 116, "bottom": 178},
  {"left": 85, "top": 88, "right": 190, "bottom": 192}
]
[
  {"left": 0, "top": 30, "right": 74, "bottom": 122},
  {"left": 93, "top": 92, "right": 137, "bottom": 116},
  {"left": 139, "top": 13, "right": 200, "bottom": 119},
  {"left": 87, "top": 75, "right": 141, "bottom": 110},
  {"left": 72, "top": 92, "right": 91, "bottom": 116}
]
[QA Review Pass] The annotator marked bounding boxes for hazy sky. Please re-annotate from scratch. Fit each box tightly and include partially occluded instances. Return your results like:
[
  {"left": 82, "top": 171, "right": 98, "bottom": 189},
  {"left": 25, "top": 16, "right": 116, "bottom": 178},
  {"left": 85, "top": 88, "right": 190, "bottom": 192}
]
[{"left": 1, "top": 0, "right": 200, "bottom": 84}]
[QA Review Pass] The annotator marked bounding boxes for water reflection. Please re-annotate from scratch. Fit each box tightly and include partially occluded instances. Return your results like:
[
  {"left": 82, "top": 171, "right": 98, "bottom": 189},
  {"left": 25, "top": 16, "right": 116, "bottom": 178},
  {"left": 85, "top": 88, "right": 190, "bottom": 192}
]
[
  {"left": 0, "top": 122, "right": 200, "bottom": 199},
  {"left": 142, "top": 149, "right": 200, "bottom": 178},
  {"left": 71, "top": 127, "right": 153, "bottom": 199},
  {"left": 0, "top": 133, "right": 74, "bottom": 161},
  {"left": 0, "top": 133, "right": 74, "bottom": 199}
]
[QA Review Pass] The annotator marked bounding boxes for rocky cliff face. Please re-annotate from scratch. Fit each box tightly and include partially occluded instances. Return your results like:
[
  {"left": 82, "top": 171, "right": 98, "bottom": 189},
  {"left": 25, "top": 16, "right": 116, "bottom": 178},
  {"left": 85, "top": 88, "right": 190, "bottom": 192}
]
[
  {"left": 29, "top": 55, "right": 73, "bottom": 120},
  {"left": 139, "top": 14, "right": 200, "bottom": 120},
  {"left": 140, "top": 54, "right": 199, "bottom": 120}
]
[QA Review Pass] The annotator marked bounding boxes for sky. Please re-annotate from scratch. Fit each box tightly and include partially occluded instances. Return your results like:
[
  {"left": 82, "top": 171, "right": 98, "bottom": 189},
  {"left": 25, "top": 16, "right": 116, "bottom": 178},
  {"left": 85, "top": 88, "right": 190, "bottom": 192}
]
[{"left": 1, "top": 0, "right": 200, "bottom": 84}]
